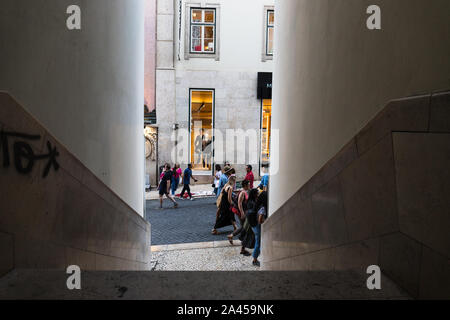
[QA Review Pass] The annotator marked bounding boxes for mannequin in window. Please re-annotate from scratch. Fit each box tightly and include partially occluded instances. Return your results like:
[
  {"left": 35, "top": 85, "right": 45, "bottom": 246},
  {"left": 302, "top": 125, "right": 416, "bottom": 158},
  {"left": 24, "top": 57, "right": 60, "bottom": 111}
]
[
  {"left": 203, "top": 134, "right": 212, "bottom": 169},
  {"left": 194, "top": 130, "right": 203, "bottom": 167}
]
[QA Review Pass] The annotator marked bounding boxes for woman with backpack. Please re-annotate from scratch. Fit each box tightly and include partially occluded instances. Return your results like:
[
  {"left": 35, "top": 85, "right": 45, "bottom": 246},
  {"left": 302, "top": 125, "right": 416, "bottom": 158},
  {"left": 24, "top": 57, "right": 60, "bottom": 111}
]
[{"left": 211, "top": 175, "right": 238, "bottom": 235}]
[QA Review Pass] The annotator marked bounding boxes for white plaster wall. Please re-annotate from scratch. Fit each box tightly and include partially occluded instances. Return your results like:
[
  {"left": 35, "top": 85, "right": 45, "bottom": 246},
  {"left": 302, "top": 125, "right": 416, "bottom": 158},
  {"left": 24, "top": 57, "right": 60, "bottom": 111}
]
[
  {"left": 270, "top": 0, "right": 450, "bottom": 215},
  {"left": 175, "top": 0, "right": 275, "bottom": 72},
  {"left": 0, "top": 0, "right": 145, "bottom": 215}
]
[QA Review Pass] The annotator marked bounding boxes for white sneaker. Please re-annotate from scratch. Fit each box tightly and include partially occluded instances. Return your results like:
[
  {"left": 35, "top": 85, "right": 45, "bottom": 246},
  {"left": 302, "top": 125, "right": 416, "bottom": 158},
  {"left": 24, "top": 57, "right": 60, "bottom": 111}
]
[{"left": 190, "top": 198, "right": 195, "bottom": 201}]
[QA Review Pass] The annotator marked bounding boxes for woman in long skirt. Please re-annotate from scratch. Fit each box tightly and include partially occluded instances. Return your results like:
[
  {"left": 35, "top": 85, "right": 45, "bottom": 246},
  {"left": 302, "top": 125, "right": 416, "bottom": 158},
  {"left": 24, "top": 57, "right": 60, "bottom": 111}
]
[
  {"left": 238, "top": 188, "right": 258, "bottom": 255},
  {"left": 212, "top": 176, "right": 237, "bottom": 234}
]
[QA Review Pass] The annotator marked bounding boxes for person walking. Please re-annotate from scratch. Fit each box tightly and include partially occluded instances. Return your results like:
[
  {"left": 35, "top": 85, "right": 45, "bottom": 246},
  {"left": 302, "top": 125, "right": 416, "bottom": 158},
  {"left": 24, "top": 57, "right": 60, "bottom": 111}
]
[
  {"left": 158, "top": 163, "right": 178, "bottom": 209},
  {"left": 249, "top": 191, "right": 268, "bottom": 267},
  {"left": 213, "top": 164, "right": 222, "bottom": 196},
  {"left": 217, "top": 165, "right": 232, "bottom": 196},
  {"left": 227, "top": 180, "right": 254, "bottom": 256},
  {"left": 179, "top": 163, "right": 198, "bottom": 200},
  {"left": 212, "top": 175, "right": 238, "bottom": 235},
  {"left": 244, "top": 165, "right": 254, "bottom": 189},
  {"left": 171, "top": 163, "right": 182, "bottom": 196},
  {"left": 258, "top": 164, "right": 269, "bottom": 191}
]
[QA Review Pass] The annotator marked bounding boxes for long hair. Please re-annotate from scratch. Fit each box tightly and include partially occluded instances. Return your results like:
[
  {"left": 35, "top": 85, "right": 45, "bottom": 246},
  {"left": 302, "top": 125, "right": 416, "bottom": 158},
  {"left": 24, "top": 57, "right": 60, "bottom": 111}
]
[
  {"left": 248, "top": 188, "right": 259, "bottom": 202},
  {"left": 223, "top": 175, "right": 236, "bottom": 190},
  {"left": 256, "top": 191, "right": 268, "bottom": 211}
]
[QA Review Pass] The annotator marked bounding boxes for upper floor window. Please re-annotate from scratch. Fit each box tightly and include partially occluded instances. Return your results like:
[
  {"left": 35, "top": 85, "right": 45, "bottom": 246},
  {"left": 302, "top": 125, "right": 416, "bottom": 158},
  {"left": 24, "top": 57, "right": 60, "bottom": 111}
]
[
  {"left": 266, "top": 10, "right": 274, "bottom": 55},
  {"left": 262, "top": 7, "right": 274, "bottom": 62},
  {"left": 190, "top": 8, "right": 216, "bottom": 54}
]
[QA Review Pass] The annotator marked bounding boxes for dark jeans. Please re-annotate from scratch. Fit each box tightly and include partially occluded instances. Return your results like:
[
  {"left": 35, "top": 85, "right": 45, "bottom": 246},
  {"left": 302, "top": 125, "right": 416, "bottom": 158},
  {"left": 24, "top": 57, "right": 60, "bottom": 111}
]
[
  {"left": 252, "top": 224, "right": 261, "bottom": 259},
  {"left": 171, "top": 177, "right": 179, "bottom": 195},
  {"left": 180, "top": 184, "right": 192, "bottom": 198}
]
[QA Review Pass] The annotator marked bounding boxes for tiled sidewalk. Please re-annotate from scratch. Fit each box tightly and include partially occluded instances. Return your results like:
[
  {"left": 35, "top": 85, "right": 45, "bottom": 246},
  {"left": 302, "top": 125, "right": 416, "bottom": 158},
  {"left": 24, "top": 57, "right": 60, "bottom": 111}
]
[{"left": 146, "top": 183, "right": 215, "bottom": 200}]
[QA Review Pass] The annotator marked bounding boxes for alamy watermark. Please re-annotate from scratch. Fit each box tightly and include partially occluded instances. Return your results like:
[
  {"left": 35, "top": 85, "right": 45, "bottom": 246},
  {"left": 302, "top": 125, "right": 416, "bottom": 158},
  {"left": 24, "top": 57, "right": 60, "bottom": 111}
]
[
  {"left": 169, "top": 126, "right": 280, "bottom": 174},
  {"left": 366, "top": 265, "right": 381, "bottom": 290},
  {"left": 66, "top": 5, "right": 81, "bottom": 30},
  {"left": 65, "top": 4, "right": 381, "bottom": 31},
  {"left": 367, "top": 5, "right": 381, "bottom": 30},
  {"left": 66, "top": 265, "right": 81, "bottom": 290}
]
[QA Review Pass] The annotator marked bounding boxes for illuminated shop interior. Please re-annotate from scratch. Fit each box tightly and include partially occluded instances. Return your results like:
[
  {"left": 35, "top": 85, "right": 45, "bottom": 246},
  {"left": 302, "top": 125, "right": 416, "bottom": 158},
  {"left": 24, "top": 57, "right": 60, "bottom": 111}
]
[
  {"left": 190, "top": 90, "right": 214, "bottom": 171},
  {"left": 261, "top": 99, "right": 272, "bottom": 166}
]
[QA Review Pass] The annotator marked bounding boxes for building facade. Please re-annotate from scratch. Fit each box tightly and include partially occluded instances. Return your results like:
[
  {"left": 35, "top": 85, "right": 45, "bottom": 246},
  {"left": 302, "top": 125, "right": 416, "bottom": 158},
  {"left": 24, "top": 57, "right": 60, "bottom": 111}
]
[{"left": 155, "top": 0, "right": 274, "bottom": 180}]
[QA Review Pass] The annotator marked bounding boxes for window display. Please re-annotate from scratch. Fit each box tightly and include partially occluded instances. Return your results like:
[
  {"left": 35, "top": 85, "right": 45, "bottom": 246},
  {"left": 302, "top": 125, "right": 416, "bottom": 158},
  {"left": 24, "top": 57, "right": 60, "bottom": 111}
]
[
  {"left": 190, "top": 90, "right": 214, "bottom": 171},
  {"left": 261, "top": 99, "right": 272, "bottom": 164}
]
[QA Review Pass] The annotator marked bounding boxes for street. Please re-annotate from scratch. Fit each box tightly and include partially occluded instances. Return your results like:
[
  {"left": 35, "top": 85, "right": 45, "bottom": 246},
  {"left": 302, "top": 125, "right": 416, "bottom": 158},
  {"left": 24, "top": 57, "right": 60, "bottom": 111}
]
[{"left": 146, "top": 197, "right": 235, "bottom": 245}]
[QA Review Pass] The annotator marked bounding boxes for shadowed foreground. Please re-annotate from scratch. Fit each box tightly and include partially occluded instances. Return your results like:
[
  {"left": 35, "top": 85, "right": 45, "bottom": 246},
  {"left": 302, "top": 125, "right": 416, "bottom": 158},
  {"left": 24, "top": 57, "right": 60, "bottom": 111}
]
[{"left": 0, "top": 269, "right": 409, "bottom": 300}]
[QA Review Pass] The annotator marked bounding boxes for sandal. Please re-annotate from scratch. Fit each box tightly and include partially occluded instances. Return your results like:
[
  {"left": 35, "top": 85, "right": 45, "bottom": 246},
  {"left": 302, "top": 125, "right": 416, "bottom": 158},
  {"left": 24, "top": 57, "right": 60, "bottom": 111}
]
[
  {"left": 227, "top": 235, "right": 234, "bottom": 245},
  {"left": 240, "top": 250, "right": 251, "bottom": 256},
  {"left": 211, "top": 229, "right": 218, "bottom": 235}
]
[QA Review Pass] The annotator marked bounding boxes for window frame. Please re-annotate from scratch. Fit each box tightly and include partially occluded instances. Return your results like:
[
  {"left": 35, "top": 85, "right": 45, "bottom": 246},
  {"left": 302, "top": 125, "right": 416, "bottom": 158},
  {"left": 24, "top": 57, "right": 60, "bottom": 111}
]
[
  {"left": 262, "top": 6, "right": 275, "bottom": 62},
  {"left": 266, "top": 10, "right": 274, "bottom": 56},
  {"left": 184, "top": 3, "right": 220, "bottom": 61},
  {"left": 189, "top": 8, "right": 216, "bottom": 54},
  {"left": 188, "top": 88, "right": 216, "bottom": 174},
  {"left": 259, "top": 98, "right": 272, "bottom": 174}
]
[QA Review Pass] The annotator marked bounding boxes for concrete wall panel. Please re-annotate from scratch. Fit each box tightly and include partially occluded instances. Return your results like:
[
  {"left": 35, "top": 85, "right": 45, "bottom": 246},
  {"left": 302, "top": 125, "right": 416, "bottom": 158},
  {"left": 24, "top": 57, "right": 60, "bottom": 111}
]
[
  {"left": 0, "top": 93, "right": 151, "bottom": 271},
  {"left": 262, "top": 92, "right": 450, "bottom": 299}
]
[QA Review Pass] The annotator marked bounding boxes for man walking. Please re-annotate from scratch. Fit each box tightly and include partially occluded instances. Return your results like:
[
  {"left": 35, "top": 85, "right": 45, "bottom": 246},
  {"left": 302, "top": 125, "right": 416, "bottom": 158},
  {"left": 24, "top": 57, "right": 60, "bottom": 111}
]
[
  {"left": 179, "top": 163, "right": 198, "bottom": 201},
  {"left": 258, "top": 164, "right": 269, "bottom": 192},
  {"left": 244, "top": 164, "right": 254, "bottom": 189},
  {"left": 159, "top": 163, "right": 178, "bottom": 209}
]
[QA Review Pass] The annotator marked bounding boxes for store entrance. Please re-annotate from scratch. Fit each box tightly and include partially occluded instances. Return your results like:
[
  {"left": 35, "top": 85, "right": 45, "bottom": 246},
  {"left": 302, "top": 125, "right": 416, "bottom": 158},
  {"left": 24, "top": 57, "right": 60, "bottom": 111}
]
[{"left": 190, "top": 89, "right": 214, "bottom": 173}]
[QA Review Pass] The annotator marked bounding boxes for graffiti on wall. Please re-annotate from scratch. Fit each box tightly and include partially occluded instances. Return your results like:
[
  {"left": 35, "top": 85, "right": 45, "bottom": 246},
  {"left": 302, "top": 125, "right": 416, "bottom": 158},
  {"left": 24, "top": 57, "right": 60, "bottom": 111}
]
[{"left": 0, "top": 131, "right": 60, "bottom": 178}]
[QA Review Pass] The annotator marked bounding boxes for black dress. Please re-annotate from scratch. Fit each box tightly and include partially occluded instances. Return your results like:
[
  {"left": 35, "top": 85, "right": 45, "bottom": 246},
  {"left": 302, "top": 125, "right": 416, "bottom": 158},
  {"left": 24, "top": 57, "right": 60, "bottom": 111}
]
[{"left": 214, "top": 189, "right": 234, "bottom": 229}]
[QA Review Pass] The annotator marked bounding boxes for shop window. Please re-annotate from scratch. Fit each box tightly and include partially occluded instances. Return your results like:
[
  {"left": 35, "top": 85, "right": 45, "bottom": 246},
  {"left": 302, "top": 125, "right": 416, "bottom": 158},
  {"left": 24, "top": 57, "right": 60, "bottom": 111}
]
[
  {"left": 261, "top": 99, "right": 272, "bottom": 165},
  {"left": 190, "top": 90, "right": 214, "bottom": 172}
]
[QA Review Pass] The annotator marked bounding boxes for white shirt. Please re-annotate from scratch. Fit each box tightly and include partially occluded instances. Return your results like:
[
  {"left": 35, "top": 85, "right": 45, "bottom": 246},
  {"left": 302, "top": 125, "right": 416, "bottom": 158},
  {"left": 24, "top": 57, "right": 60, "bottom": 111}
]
[{"left": 214, "top": 170, "right": 222, "bottom": 188}]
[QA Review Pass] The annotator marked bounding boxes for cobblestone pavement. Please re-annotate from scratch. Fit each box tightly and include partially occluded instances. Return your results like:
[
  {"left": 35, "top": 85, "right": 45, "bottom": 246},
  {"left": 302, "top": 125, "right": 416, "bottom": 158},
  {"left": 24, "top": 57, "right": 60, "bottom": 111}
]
[
  {"left": 152, "top": 242, "right": 259, "bottom": 271},
  {"left": 146, "top": 197, "right": 235, "bottom": 245}
]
